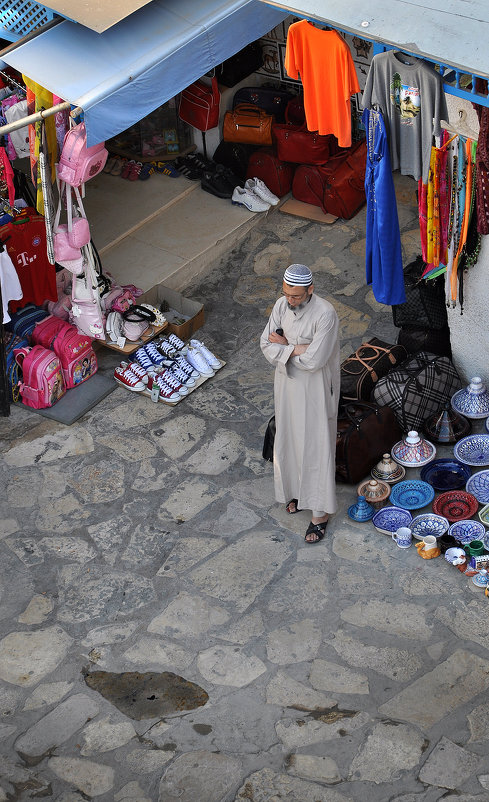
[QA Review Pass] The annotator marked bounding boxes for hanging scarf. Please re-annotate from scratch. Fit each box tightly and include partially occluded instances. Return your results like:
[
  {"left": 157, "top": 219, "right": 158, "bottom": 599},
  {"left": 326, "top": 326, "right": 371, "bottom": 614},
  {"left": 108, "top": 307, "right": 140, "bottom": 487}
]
[{"left": 23, "top": 75, "right": 57, "bottom": 214}]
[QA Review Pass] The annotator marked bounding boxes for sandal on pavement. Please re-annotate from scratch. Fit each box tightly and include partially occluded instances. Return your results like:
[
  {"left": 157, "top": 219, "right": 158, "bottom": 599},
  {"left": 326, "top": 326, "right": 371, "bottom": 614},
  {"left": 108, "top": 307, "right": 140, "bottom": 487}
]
[
  {"left": 304, "top": 520, "right": 328, "bottom": 544},
  {"left": 286, "top": 499, "right": 301, "bottom": 514}
]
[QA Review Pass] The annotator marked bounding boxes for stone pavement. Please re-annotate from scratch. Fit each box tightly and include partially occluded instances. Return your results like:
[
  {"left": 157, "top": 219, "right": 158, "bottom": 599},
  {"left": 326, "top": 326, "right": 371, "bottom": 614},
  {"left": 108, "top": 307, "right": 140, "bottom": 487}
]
[{"left": 2, "top": 181, "right": 489, "bottom": 801}]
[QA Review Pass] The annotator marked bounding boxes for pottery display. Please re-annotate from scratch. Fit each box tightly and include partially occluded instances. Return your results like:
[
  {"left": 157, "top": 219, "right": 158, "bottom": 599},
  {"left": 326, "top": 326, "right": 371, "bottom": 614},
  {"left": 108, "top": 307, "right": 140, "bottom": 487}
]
[
  {"left": 372, "top": 506, "right": 413, "bottom": 535},
  {"left": 454, "top": 434, "right": 489, "bottom": 467},
  {"left": 466, "top": 470, "right": 489, "bottom": 504},
  {"left": 391, "top": 431, "right": 436, "bottom": 468},
  {"left": 424, "top": 402, "right": 471, "bottom": 444},
  {"left": 432, "top": 490, "right": 479, "bottom": 522},
  {"left": 451, "top": 376, "right": 489, "bottom": 419},
  {"left": 410, "top": 513, "right": 450, "bottom": 540},
  {"left": 389, "top": 480, "right": 435, "bottom": 510},
  {"left": 357, "top": 478, "right": 391, "bottom": 510},
  {"left": 371, "top": 454, "right": 406, "bottom": 484},
  {"left": 347, "top": 495, "right": 375, "bottom": 522},
  {"left": 486, "top": 417, "right": 489, "bottom": 434},
  {"left": 420, "top": 458, "right": 471, "bottom": 492},
  {"left": 448, "top": 519, "right": 487, "bottom": 545},
  {"left": 479, "top": 504, "right": 489, "bottom": 527},
  {"left": 472, "top": 569, "right": 489, "bottom": 588},
  {"left": 444, "top": 547, "right": 467, "bottom": 565}
]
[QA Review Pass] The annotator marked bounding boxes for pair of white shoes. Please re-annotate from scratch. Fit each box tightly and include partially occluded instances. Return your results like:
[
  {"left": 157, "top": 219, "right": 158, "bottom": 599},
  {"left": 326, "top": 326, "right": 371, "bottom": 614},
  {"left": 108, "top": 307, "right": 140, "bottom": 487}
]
[{"left": 232, "top": 178, "right": 279, "bottom": 212}]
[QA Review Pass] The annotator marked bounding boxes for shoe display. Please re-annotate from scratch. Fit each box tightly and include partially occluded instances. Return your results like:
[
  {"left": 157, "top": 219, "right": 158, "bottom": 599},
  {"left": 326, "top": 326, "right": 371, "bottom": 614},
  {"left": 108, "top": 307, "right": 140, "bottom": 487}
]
[
  {"left": 121, "top": 361, "right": 150, "bottom": 384},
  {"left": 156, "top": 339, "right": 178, "bottom": 365},
  {"left": 168, "top": 333, "right": 187, "bottom": 353},
  {"left": 201, "top": 169, "right": 234, "bottom": 199},
  {"left": 144, "top": 342, "right": 168, "bottom": 366},
  {"left": 168, "top": 362, "right": 196, "bottom": 387},
  {"left": 231, "top": 186, "right": 270, "bottom": 212},
  {"left": 186, "top": 345, "right": 215, "bottom": 376},
  {"left": 153, "top": 376, "right": 181, "bottom": 402},
  {"left": 156, "top": 162, "right": 181, "bottom": 178},
  {"left": 245, "top": 177, "right": 280, "bottom": 206},
  {"left": 159, "top": 368, "right": 188, "bottom": 395},
  {"left": 114, "top": 365, "right": 146, "bottom": 392},
  {"left": 174, "top": 354, "right": 200, "bottom": 379},
  {"left": 134, "top": 347, "right": 155, "bottom": 371},
  {"left": 189, "top": 338, "right": 221, "bottom": 369}
]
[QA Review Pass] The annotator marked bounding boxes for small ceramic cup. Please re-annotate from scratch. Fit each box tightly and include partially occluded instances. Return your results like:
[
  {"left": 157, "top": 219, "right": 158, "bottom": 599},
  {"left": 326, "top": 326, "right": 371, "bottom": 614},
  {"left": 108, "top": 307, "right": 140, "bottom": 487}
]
[
  {"left": 422, "top": 535, "right": 438, "bottom": 551},
  {"left": 392, "top": 527, "right": 412, "bottom": 549},
  {"left": 465, "top": 539, "right": 486, "bottom": 557}
]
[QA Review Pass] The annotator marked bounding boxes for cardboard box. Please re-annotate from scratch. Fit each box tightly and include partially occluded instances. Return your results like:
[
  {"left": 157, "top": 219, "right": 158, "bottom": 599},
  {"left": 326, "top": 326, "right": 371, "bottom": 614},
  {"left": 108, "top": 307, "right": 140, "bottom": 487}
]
[{"left": 138, "top": 285, "right": 204, "bottom": 342}]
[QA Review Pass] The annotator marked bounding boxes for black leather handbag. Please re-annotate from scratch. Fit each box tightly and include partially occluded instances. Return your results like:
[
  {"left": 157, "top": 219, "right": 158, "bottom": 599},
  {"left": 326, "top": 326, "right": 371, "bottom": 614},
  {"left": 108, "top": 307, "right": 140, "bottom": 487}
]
[
  {"left": 392, "top": 256, "right": 448, "bottom": 330},
  {"left": 217, "top": 42, "right": 263, "bottom": 87},
  {"left": 262, "top": 415, "right": 275, "bottom": 461}
]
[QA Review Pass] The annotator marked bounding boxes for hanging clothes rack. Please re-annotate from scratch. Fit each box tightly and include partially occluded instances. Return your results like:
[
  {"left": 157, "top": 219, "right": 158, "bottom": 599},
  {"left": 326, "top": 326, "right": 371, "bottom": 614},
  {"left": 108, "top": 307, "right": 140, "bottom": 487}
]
[
  {"left": 0, "top": 70, "right": 26, "bottom": 96},
  {"left": 0, "top": 100, "right": 74, "bottom": 138}
]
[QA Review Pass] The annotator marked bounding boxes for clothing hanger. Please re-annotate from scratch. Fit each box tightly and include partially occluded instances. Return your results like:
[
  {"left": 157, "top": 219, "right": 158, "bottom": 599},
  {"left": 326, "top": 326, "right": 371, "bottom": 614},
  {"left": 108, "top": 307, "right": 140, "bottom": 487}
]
[
  {"left": 393, "top": 51, "right": 419, "bottom": 66},
  {"left": 441, "top": 109, "right": 479, "bottom": 141}
]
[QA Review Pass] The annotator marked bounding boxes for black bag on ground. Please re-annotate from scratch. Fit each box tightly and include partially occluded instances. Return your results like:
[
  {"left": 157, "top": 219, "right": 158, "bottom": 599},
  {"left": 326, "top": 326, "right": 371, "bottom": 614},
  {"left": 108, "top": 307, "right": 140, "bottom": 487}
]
[
  {"left": 213, "top": 140, "right": 255, "bottom": 180},
  {"left": 262, "top": 415, "right": 275, "bottom": 461},
  {"left": 397, "top": 325, "right": 452, "bottom": 359},
  {"left": 233, "top": 85, "right": 294, "bottom": 123},
  {"left": 392, "top": 255, "right": 448, "bottom": 330},
  {"left": 216, "top": 42, "right": 263, "bottom": 87},
  {"left": 372, "top": 351, "right": 462, "bottom": 432},
  {"left": 340, "top": 337, "right": 407, "bottom": 406}
]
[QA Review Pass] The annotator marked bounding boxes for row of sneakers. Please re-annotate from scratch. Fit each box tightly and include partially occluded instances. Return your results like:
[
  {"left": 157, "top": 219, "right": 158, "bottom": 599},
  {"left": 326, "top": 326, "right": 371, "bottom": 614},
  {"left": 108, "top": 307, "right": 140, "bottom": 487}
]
[
  {"left": 232, "top": 178, "right": 280, "bottom": 212},
  {"left": 113, "top": 334, "right": 221, "bottom": 402}
]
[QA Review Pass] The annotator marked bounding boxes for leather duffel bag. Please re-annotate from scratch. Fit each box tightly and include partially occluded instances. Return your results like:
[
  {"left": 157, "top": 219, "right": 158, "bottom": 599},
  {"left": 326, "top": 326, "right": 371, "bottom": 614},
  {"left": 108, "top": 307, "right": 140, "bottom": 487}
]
[
  {"left": 223, "top": 103, "right": 273, "bottom": 146},
  {"left": 292, "top": 138, "right": 367, "bottom": 218},
  {"left": 273, "top": 122, "right": 336, "bottom": 164},
  {"left": 340, "top": 337, "right": 408, "bottom": 406},
  {"left": 233, "top": 86, "right": 293, "bottom": 123},
  {"left": 246, "top": 148, "right": 295, "bottom": 198},
  {"left": 336, "top": 402, "right": 402, "bottom": 484}
]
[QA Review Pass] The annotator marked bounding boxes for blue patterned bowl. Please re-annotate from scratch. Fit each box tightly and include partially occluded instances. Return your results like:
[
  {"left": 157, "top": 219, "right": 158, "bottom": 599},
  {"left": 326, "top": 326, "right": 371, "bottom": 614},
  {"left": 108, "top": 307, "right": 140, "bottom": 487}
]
[
  {"left": 389, "top": 480, "right": 435, "bottom": 510},
  {"left": 372, "top": 505, "right": 413, "bottom": 535},
  {"left": 466, "top": 470, "right": 489, "bottom": 504},
  {"left": 449, "top": 519, "right": 487, "bottom": 545},
  {"left": 454, "top": 434, "right": 489, "bottom": 467},
  {"left": 410, "top": 513, "right": 450, "bottom": 540},
  {"left": 451, "top": 377, "right": 489, "bottom": 419},
  {"left": 420, "top": 458, "right": 472, "bottom": 491},
  {"left": 486, "top": 417, "right": 489, "bottom": 434}
]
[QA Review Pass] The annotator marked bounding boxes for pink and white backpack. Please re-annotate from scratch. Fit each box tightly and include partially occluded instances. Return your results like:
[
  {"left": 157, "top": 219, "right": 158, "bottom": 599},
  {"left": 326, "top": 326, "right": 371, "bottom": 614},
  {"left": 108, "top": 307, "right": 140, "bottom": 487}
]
[
  {"left": 31, "top": 316, "right": 98, "bottom": 388},
  {"left": 57, "top": 122, "right": 108, "bottom": 188},
  {"left": 14, "top": 345, "right": 66, "bottom": 409}
]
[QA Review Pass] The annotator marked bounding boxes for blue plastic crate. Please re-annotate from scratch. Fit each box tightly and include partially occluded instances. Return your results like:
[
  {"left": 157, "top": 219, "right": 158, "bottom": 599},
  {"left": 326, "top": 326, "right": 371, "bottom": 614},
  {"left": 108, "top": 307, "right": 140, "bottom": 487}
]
[{"left": 0, "top": 0, "right": 53, "bottom": 42}]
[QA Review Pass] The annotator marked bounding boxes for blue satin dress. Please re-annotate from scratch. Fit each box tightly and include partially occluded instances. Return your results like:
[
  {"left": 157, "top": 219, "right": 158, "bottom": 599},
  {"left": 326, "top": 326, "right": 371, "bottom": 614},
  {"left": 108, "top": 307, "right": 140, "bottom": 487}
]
[{"left": 363, "top": 108, "right": 406, "bottom": 305}]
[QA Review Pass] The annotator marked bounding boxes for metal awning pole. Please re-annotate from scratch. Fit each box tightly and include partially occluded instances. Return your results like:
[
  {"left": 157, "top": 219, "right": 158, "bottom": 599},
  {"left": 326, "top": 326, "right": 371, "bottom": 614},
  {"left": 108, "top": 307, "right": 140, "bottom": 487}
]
[{"left": 0, "top": 101, "right": 73, "bottom": 137}]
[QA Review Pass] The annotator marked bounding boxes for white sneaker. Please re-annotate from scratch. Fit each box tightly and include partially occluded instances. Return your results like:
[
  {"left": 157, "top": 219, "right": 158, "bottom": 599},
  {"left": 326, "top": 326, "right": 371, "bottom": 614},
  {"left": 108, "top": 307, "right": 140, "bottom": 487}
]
[
  {"left": 189, "top": 339, "right": 221, "bottom": 370},
  {"left": 245, "top": 177, "right": 279, "bottom": 206},
  {"left": 186, "top": 345, "right": 215, "bottom": 377},
  {"left": 231, "top": 186, "right": 270, "bottom": 212}
]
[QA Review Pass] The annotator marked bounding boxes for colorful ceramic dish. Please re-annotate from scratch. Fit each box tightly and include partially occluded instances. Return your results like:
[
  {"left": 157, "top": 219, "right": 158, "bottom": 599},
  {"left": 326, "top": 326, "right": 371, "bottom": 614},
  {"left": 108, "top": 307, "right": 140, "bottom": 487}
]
[
  {"left": 454, "top": 434, "right": 489, "bottom": 467},
  {"left": 432, "top": 490, "right": 479, "bottom": 522},
  {"left": 389, "top": 480, "right": 435, "bottom": 510},
  {"left": 466, "top": 470, "right": 489, "bottom": 504},
  {"left": 372, "top": 506, "right": 413, "bottom": 535},
  {"left": 448, "top": 519, "right": 487, "bottom": 545},
  {"left": 479, "top": 503, "right": 489, "bottom": 527},
  {"left": 371, "top": 454, "right": 406, "bottom": 484},
  {"left": 391, "top": 431, "right": 436, "bottom": 468},
  {"left": 420, "top": 458, "right": 472, "bottom": 492},
  {"left": 410, "top": 513, "right": 450, "bottom": 540},
  {"left": 451, "top": 377, "right": 489, "bottom": 419},
  {"left": 347, "top": 495, "right": 375, "bottom": 522}
]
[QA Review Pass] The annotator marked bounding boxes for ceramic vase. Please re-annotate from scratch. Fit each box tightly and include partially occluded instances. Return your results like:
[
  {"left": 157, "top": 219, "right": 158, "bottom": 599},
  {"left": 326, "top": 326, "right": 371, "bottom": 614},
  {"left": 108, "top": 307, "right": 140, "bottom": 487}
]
[
  {"left": 391, "top": 431, "right": 436, "bottom": 468},
  {"left": 348, "top": 495, "right": 375, "bottom": 522},
  {"left": 371, "top": 453, "right": 406, "bottom": 484},
  {"left": 357, "top": 478, "right": 391, "bottom": 510},
  {"left": 423, "top": 402, "right": 471, "bottom": 444},
  {"left": 451, "top": 376, "right": 489, "bottom": 419}
]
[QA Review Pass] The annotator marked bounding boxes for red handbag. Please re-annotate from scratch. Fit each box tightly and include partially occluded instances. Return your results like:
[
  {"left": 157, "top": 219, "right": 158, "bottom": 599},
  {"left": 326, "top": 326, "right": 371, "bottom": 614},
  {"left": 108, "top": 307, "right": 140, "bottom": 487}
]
[
  {"left": 246, "top": 147, "right": 295, "bottom": 198},
  {"left": 179, "top": 77, "right": 220, "bottom": 132},
  {"left": 292, "top": 139, "right": 367, "bottom": 219},
  {"left": 272, "top": 122, "right": 337, "bottom": 164}
]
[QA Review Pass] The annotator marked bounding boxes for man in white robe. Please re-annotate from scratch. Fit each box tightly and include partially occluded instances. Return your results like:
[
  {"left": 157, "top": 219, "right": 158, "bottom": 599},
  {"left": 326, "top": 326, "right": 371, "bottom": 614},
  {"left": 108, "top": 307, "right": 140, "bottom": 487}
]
[{"left": 260, "top": 264, "right": 340, "bottom": 542}]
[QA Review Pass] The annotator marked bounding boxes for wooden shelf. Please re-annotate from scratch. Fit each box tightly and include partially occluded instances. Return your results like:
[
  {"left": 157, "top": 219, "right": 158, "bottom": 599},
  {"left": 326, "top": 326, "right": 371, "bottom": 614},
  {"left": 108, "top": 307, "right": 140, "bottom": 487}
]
[{"left": 101, "top": 322, "right": 168, "bottom": 355}]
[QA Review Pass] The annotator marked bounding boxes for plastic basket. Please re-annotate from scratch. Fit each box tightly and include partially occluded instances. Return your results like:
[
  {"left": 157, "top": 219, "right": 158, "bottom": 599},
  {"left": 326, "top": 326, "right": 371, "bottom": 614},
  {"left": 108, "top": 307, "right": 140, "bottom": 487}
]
[{"left": 0, "top": 0, "right": 53, "bottom": 42}]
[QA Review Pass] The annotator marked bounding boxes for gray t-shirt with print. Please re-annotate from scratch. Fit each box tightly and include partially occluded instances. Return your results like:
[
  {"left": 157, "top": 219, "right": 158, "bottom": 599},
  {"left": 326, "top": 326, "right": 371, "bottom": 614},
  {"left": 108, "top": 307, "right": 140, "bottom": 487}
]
[{"left": 362, "top": 51, "right": 448, "bottom": 182}]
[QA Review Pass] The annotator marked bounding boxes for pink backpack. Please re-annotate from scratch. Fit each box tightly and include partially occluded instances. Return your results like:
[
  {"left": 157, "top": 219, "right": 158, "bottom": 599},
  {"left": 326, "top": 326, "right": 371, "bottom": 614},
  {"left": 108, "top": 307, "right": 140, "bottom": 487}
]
[
  {"left": 57, "top": 122, "right": 108, "bottom": 187},
  {"left": 32, "top": 316, "right": 98, "bottom": 388},
  {"left": 32, "top": 315, "right": 69, "bottom": 349},
  {"left": 14, "top": 345, "right": 66, "bottom": 409}
]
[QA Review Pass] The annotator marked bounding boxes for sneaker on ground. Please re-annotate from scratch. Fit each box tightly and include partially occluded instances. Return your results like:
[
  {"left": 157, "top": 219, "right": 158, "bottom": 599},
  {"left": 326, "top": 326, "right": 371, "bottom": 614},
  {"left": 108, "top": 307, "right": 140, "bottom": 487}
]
[
  {"left": 154, "top": 376, "right": 180, "bottom": 402},
  {"left": 167, "top": 333, "right": 187, "bottom": 353},
  {"left": 245, "top": 177, "right": 280, "bottom": 206},
  {"left": 168, "top": 362, "right": 196, "bottom": 387},
  {"left": 156, "top": 339, "right": 178, "bottom": 365},
  {"left": 231, "top": 186, "right": 270, "bottom": 212},
  {"left": 134, "top": 347, "right": 155, "bottom": 371},
  {"left": 114, "top": 365, "right": 146, "bottom": 392},
  {"left": 121, "top": 361, "right": 149, "bottom": 384},
  {"left": 186, "top": 345, "right": 215, "bottom": 376},
  {"left": 174, "top": 354, "right": 200, "bottom": 379},
  {"left": 159, "top": 369, "right": 188, "bottom": 396},
  {"left": 143, "top": 342, "right": 168, "bottom": 367},
  {"left": 189, "top": 338, "right": 221, "bottom": 369}
]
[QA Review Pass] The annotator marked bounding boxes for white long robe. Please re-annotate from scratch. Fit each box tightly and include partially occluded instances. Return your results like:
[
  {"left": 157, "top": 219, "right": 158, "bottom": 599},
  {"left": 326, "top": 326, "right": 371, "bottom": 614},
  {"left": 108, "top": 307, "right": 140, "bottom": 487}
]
[{"left": 260, "top": 294, "right": 340, "bottom": 513}]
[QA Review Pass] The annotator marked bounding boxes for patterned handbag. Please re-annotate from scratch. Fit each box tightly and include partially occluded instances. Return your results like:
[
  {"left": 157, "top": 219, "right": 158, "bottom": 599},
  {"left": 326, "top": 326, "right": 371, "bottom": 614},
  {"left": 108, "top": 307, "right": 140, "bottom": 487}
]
[{"left": 392, "top": 256, "right": 448, "bottom": 330}]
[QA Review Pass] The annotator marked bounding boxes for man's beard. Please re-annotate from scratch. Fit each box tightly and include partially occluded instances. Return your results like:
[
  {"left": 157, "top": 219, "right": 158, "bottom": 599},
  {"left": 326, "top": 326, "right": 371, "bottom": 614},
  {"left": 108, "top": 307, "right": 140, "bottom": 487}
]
[{"left": 288, "top": 294, "right": 312, "bottom": 311}]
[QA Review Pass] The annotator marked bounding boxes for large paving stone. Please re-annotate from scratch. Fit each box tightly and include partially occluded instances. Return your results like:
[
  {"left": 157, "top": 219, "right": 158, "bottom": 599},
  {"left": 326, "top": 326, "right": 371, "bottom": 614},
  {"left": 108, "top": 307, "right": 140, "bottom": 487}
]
[
  {"left": 340, "top": 600, "right": 432, "bottom": 640},
  {"left": 158, "top": 750, "right": 242, "bottom": 802},
  {"left": 157, "top": 535, "right": 225, "bottom": 577},
  {"left": 96, "top": 433, "right": 157, "bottom": 461},
  {"left": 333, "top": 525, "right": 395, "bottom": 569},
  {"left": 15, "top": 693, "right": 99, "bottom": 759},
  {"left": 47, "top": 757, "right": 114, "bottom": 796},
  {"left": 131, "top": 457, "right": 180, "bottom": 492},
  {"left": 115, "top": 781, "right": 151, "bottom": 802},
  {"left": 266, "top": 619, "right": 322, "bottom": 664},
  {"left": 197, "top": 644, "right": 266, "bottom": 687},
  {"left": 0, "top": 626, "right": 73, "bottom": 687},
  {"left": 80, "top": 714, "right": 136, "bottom": 755},
  {"left": 331, "top": 631, "right": 423, "bottom": 682},
  {"left": 234, "top": 768, "right": 353, "bottom": 801},
  {"left": 436, "top": 600, "right": 489, "bottom": 651},
  {"left": 267, "top": 565, "right": 330, "bottom": 613},
  {"left": 39, "top": 536, "right": 97, "bottom": 563},
  {"left": 467, "top": 701, "right": 489, "bottom": 742},
  {"left": 18, "top": 594, "right": 54, "bottom": 624},
  {"left": 184, "top": 429, "right": 243, "bottom": 474},
  {"left": 123, "top": 637, "right": 193, "bottom": 671},
  {"left": 68, "top": 460, "right": 125, "bottom": 504},
  {"left": 87, "top": 514, "right": 134, "bottom": 564},
  {"left": 4, "top": 427, "right": 93, "bottom": 467},
  {"left": 120, "top": 523, "right": 174, "bottom": 565},
  {"left": 190, "top": 530, "right": 294, "bottom": 612},
  {"left": 149, "top": 414, "right": 207, "bottom": 458},
  {"left": 148, "top": 591, "right": 229, "bottom": 638},
  {"left": 266, "top": 670, "right": 336, "bottom": 710},
  {"left": 418, "top": 737, "right": 481, "bottom": 789},
  {"left": 82, "top": 622, "right": 139, "bottom": 649},
  {"left": 159, "top": 478, "right": 226, "bottom": 522},
  {"left": 287, "top": 754, "right": 341, "bottom": 785},
  {"left": 276, "top": 711, "right": 371, "bottom": 748},
  {"left": 349, "top": 721, "right": 427, "bottom": 783},
  {"left": 119, "top": 747, "right": 175, "bottom": 773},
  {"left": 218, "top": 611, "right": 264, "bottom": 644},
  {"left": 203, "top": 500, "right": 261, "bottom": 536},
  {"left": 57, "top": 568, "right": 156, "bottom": 623},
  {"left": 105, "top": 394, "right": 173, "bottom": 430},
  {"left": 379, "top": 649, "right": 489, "bottom": 729},
  {"left": 23, "top": 681, "right": 73, "bottom": 711},
  {"left": 309, "top": 659, "right": 369, "bottom": 695}
]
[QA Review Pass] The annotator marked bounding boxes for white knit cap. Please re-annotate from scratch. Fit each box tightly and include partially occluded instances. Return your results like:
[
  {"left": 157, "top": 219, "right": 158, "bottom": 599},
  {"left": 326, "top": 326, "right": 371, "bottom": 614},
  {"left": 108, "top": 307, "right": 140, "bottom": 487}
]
[{"left": 283, "top": 263, "right": 313, "bottom": 286}]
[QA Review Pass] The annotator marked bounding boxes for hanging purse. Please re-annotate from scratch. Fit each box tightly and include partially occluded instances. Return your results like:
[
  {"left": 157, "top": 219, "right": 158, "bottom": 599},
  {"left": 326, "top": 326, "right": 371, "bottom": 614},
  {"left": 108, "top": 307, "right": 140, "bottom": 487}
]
[
  {"left": 179, "top": 76, "right": 220, "bottom": 132},
  {"left": 223, "top": 103, "right": 274, "bottom": 146},
  {"left": 53, "top": 178, "right": 90, "bottom": 268},
  {"left": 70, "top": 242, "right": 105, "bottom": 339},
  {"left": 272, "top": 122, "right": 336, "bottom": 164}
]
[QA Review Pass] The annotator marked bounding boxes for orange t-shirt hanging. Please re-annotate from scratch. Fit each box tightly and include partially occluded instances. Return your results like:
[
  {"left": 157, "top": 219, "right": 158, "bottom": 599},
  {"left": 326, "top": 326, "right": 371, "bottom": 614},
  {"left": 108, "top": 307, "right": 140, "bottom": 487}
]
[{"left": 285, "top": 21, "right": 360, "bottom": 148}]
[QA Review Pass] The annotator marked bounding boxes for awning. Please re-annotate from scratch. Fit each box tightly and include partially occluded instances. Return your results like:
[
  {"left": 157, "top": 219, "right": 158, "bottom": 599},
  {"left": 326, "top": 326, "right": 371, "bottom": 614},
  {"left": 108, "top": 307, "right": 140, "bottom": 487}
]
[
  {"left": 260, "top": 0, "right": 489, "bottom": 79},
  {"left": 1, "top": 0, "right": 288, "bottom": 145},
  {"left": 38, "top": 0, "right": 154, "bottom": 33}
]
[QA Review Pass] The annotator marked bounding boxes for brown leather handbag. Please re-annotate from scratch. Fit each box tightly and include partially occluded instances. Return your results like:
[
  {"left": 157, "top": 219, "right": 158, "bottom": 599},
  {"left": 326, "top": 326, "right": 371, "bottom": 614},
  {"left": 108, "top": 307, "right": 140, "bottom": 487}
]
[
  {"left": 336, "top": 402, "right": 402, "bottom": 484},
  {"left": 272, "top": 122, "right": 336, "bottom": 164},
  {"left": 223, "top": 103, "right": 273, "bottom": 146},
  {"left": 340, "top": 337, "right": 408, "bottom": 405}
]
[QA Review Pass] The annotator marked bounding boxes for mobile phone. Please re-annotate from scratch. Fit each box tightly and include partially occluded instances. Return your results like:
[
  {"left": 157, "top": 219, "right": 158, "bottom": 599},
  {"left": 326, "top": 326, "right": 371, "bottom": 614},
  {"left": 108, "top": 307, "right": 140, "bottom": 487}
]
[{"left": 276, "top": 328, "right": 284, "bottom": 336}]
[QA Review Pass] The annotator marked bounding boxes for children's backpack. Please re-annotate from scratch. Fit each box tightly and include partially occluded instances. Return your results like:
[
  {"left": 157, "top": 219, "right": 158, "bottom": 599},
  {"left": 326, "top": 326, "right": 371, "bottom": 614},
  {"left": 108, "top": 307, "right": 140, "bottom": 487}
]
[
  {"left": 5, "top": 331, "right": 29, "bottom": 401},
  {"left": 31, "top": 316, "right": 98, "bottom": 388},
  {"left": 31, "top": 315, "right": 69, "bottom": 349},
  {"left": 5, "top": 304, "right": 49, "bottom": 341},
  {"left": 14, "top": 345, "right": 66, "bottom": 409},
  {"left": 57, "top": 122, "right": 108, "bottom": 188}
]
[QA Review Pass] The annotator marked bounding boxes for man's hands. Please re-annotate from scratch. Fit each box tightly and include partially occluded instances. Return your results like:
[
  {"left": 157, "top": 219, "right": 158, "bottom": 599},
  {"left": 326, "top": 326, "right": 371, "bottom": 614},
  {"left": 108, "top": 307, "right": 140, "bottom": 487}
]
[
  {"left": 292, "top": 343, "right": 309, "bottom": 356},
  {"left": 269, "top": 331, "right": 288, "bottom": 345}
]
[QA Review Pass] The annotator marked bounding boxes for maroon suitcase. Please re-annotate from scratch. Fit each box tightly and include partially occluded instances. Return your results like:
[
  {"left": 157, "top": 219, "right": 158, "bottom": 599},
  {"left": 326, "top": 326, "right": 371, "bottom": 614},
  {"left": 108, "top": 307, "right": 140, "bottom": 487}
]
[{"left": 246, "top": 147, "right": 295, "bottom": 198}]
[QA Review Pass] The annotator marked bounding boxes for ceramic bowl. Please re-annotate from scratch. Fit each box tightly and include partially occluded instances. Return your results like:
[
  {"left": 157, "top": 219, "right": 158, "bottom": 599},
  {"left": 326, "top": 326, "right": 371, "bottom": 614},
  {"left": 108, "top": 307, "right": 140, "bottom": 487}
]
[
  {"left": 448, "top": 519, "right": 487, "bottom": 545},
  {"left": 410, "top": 513, "right": 450, "bottom": 540},
  {"left": 486, "top": 417, "right": 489, "bottom": 434},
  {"left": 444, "top": 546, "right": 467, "bottom": 565},
  {"left": 479, "top": 503, "right": 489, "bottom": 527},
  {"left": 371, "top": 453, "right": 406, "bottom": 484},
  {"left": 391, "top": 431, "right": 436, "bottom": 468},
  {"left": 389, "top": 480, "right": 435, "bottom": 510},
  {"left": 466, "top": 470, "right": 489, "bottom": 504},
  {"left": 420, "top": 458, "right": 472, "bottom": 492},
  {"left": 454, "top": 434, "right": 489, "bottom": 467},
  {"left": 451, "top": 376, "right": 489, "bottom": 419},
  {"left": 432, "top": 490, "right": 479, "bottom": 522},
  {"left": 372, "top": 505, "right": 413, "bottom": 535}
]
